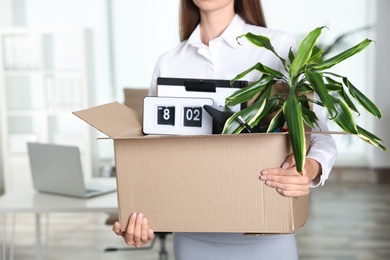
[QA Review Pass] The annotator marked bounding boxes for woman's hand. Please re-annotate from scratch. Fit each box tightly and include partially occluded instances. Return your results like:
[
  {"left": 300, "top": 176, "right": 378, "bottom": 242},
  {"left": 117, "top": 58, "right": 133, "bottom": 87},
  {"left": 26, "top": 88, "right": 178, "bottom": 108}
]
[
  {"left": 112, "top": 212, "right": 155, "bottom": 248},
  {"left": 259, "top": 154, "right": 321, "bottom": 197}
]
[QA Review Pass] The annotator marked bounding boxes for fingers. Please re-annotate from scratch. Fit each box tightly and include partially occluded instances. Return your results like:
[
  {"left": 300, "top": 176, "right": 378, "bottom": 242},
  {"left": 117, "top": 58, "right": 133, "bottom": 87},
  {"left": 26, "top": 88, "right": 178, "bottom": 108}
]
[
  {"left": 141, "top": 218, "right": 151, "bottom": 243},
  {"left": 132, "top": 213, "right": 142, "bottom": 246},
  {"left": 263, "top": 178, "right": 310, "bottom": 197},
  {"left": 147, "top": 228, "right": 155, "bottom": 241},
  {"left": 112, "top": 221, "right": 124, "bottom": 236},
  {"left": 113, "top": 212, "right": 155, "bottom": 248},
  {"left": 132, "top": 213, "right": 154, "bottom": 247},
  {"left": 260, "top": 166, "right": 310, "bottom": 197},
  {"left": 276, "top": 187, "right": 309, "bottom": 197},
  {"left": 281, "top": 153, "right": 296, "bottom": 169},
  {"left": 143, "top": 219, "right": 155, "bottom": 242},
  {"left": 260, "top": 157, "right": 323, "bottom": 197}
]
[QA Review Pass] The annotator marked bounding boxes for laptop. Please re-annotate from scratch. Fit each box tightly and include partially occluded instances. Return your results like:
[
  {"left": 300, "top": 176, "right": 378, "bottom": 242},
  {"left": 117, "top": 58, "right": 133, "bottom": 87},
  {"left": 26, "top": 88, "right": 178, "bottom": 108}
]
[{"left": 27, "top": 142, "right": 116, "bottom": 198}]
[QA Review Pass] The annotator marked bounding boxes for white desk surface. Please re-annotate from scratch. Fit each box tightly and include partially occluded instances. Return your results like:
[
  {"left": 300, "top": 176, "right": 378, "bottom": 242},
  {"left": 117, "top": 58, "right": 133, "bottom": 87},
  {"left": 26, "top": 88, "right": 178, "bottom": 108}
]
[{"left": 0, "top": 178, "right": 118, "bottom": 214}]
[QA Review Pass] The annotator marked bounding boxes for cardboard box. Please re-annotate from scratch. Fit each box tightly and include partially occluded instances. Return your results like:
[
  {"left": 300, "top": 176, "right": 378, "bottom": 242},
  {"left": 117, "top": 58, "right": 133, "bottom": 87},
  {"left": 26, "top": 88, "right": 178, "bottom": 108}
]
[
  {"left": 123, "top": 88, "right": 148, "bottom": 122},
  {"left": 74, "top": 102, "right": 309, "bottom": 233}
]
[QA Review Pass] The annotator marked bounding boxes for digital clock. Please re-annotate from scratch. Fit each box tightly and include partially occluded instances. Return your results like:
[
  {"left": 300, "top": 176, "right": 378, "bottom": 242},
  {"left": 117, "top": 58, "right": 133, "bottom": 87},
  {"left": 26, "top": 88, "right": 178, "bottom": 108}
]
[{"left": 143, "top": 97, "right": 214, "bottom": 135}]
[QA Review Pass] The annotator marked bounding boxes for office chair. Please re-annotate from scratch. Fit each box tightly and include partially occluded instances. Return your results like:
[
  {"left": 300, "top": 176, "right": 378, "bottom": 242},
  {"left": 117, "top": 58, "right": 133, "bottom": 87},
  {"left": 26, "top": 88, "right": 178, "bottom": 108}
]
[{"left": 104, "top": 88, "right": 171, "bottom": 260}]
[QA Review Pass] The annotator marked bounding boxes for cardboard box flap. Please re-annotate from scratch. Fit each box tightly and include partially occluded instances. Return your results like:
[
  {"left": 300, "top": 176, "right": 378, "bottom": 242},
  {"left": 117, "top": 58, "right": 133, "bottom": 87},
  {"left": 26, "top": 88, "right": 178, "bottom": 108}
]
[{"left": 73, "top": 102, "right": 142, "bottom": 138}]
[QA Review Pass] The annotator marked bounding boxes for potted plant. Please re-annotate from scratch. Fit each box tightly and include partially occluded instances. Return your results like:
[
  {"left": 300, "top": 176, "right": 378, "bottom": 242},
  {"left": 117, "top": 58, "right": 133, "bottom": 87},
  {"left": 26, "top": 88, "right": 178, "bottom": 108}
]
[{"left": 222, "top": 26, "right": 387, "bottom": 173}]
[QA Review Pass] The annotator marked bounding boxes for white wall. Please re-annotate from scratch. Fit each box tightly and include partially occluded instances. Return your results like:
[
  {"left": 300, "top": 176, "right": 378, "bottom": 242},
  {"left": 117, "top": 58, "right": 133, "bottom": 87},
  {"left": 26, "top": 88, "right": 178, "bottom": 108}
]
[
  {"left": 0, "top": 0, "right": 14, "bottom": 195},
  {"left": 0, "top": 0, "right": 386, "bottom": 167},
  {"left": 111, "top": 1, "right": 180, "bottom": 100},
  {"left": 0, "top": 0, "right": 13, "bottom": 27},
  {"left": 371, "top": 0, "right": 390, "bottom": 168},
  {"left": 23, "top": 0, "right": 113, "bottom": 105},
  {"left": 13, "top": 0, "right": 181, "bottom": 104}
]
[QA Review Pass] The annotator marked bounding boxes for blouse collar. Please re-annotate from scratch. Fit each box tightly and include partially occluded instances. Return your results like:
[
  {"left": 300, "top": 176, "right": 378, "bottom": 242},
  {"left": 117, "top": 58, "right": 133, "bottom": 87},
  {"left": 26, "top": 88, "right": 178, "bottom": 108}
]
[{"left": 186, "top": 14, "right": 245, "bottom": 49}]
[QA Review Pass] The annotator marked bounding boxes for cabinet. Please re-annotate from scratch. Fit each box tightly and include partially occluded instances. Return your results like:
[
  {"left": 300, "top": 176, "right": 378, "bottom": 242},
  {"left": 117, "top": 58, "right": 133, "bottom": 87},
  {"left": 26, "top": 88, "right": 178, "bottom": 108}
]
[{"left": 0, "top": 28, "right": 94, "bottom": 191}]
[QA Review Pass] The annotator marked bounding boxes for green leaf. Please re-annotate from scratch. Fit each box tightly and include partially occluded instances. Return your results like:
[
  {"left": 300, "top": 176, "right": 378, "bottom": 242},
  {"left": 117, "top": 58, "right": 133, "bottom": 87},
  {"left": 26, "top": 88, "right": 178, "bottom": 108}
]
[
  {"left": 290, "top": 27, "right": 325, "bottom": 80},
  {"left": 325, "top": 77, "right": 359, "bottom": 114},
  {"left": 224, "top": 27, "right": 386, "bottom": 161},
  {"left": 222, "top": 98, "right": 279, "bottom": 134},
  {"left": 322, "top": 25, "right": 374, "bottom": 57},
  {"left": 237, "top": 33, "right": 287, "bottom": 69},
  {"left": 253, "top": 81, "right": 274, "bottom": 104},
  {"left": 267, "top": 108, "right": 285, "bottom": 132},
  {"left": 357, "top": 125, "right": 383, "bottom": 142},
  {"left": 297, "top": 83, "right": 313, "bottom": 93},
  {"left": 298, "top": 93, "right": 315, "bottom": 109},
  {"left": 246, "top": 98, "right": 280, "bottom": 127},
  {"left": 283, "top": 94, "right": 306, "bottom": 173},
  {"left": 357, "top": 125, "right": 387, "bottom": 151},
  {"left": 226, "top": 74, "right": 276, "bottom": 108},
  {"left": 325, "top": 77, "right": 343, "bottom": 91},
  {"left": 305, "top": 70, "right": 336, "bottom": 115},
  {"left": 308, "top": 45, "right": 324, "bottom": 64},
  {"left": 301, "top": 106, "right": 318, "bottom": 129},
  {"left": 288, "top": 47, "right": 295, "bottom": 64},
  {"left": 343, "top": 77, "right": 382, "bottom": 118},
  {"left": 230, "top": 62, "right": 284, "bottom": 86},
  {"left": 325, "top": 84, "right": 342, "bottom": 91},
  {"left": 298, "top": 95, "right": 319, "bottom": 130},
  {"left": 299, "top": 96, "right": 318, "bottom": 128},
  {"left": 312, "top": 39, "right": 373, "bottom": 71},
  {"left": 330, "top": 96, "right": 358, "bottom": 134},
  {"left": 337, "top": 89, "right": 360, "bottom": 114}
]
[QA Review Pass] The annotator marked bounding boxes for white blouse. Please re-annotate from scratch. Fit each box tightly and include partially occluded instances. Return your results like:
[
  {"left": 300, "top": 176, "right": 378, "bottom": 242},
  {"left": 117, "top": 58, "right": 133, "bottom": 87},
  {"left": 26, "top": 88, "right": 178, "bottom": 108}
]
[
  {"left": 147, "top": 14, "right": 338, "bottom": 260},
  {"left": 149, "top": 14, "right": 337, "bottom": 186}
]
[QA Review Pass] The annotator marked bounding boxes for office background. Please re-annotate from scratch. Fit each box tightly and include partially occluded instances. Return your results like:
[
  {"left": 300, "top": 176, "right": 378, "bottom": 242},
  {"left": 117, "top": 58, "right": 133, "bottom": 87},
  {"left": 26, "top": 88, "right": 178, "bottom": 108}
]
[
  {"left": 1, "top": 0, "right": 388, "bottom": 176},
  {"left": 0, "top": 0, "right": 389, "bottom": 259},
  {"left": 0, "top": 0, "right": 389, "bottom": 192}
]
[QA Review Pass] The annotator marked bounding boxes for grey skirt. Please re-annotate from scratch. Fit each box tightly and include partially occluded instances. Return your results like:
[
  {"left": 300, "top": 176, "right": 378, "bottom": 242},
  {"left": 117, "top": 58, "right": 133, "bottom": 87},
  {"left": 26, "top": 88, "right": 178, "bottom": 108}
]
[{"left": 173, "top": 232, "right": 298, "bottom": 260}]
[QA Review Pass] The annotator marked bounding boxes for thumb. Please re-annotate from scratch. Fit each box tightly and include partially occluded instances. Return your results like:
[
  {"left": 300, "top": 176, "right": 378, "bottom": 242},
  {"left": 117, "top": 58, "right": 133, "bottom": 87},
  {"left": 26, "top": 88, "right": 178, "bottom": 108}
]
[{"left": 282, "top": 154, "right": 296, "bottom": 169}]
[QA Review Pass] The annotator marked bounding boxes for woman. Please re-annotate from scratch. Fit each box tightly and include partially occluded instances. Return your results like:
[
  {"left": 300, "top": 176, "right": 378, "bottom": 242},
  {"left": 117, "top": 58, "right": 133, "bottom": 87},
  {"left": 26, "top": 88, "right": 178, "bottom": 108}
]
[{"left": 113, "top": 0, "right": 337, "bottom": 259}]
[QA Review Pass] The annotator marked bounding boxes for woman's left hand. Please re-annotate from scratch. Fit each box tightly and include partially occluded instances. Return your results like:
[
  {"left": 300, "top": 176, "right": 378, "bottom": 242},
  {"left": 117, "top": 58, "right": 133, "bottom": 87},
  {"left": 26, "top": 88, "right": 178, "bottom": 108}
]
[{"left": 259, "top": 154, "right": 321, "bottom": 197}]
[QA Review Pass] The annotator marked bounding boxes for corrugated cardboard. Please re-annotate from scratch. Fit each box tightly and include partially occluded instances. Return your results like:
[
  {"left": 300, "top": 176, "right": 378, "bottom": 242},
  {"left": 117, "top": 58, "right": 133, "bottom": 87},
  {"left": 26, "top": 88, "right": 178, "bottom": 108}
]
[
  {"left": 123, "top": 88, "right": 148, "bottom": 122},
  {"left": 74, "top": 102, "right": 309, "bottom": 233}
]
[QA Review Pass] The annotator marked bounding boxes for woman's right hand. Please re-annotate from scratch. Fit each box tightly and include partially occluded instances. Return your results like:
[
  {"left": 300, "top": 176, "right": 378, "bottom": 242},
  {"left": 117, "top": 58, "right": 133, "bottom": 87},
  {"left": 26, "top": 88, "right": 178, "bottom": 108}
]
[{"left": 112, "top": 212, "right": 155, "bottom": 248}]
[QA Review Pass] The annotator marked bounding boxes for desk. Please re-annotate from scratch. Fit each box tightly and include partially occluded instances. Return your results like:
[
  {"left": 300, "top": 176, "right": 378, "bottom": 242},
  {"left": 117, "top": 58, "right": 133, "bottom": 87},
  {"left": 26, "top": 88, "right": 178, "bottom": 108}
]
[{"left": 0, "top": 178, "right": 117, "bottom": 260}]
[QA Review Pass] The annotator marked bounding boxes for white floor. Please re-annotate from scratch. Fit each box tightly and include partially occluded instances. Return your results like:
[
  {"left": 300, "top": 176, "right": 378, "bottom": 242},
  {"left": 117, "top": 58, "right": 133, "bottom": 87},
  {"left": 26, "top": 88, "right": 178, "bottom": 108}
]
[{"left": 1, "top": 212, "right": 170, "bottom": 260}]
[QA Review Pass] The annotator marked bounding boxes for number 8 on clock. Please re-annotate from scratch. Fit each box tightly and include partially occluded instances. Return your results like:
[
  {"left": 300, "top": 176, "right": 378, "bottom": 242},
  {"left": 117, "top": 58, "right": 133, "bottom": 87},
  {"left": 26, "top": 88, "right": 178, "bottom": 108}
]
[{"left": 157, "top": 106, "right": 175, "bottom": 125}]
